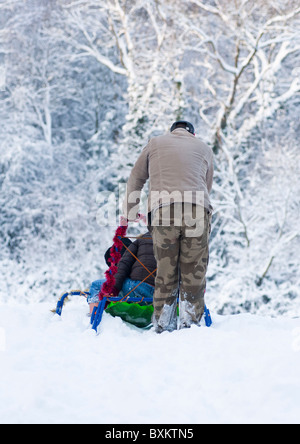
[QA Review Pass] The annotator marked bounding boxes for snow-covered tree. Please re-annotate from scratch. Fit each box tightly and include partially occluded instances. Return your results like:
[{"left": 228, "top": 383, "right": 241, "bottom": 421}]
[
  {"left": 62, "top": 0, "right": 188, "bottom": 178},
  {"left": 0, "top": 0, "right": 299, "bottom": 317},
  {"left": 179, "top": 0, "right": 300, "bottom": 314}
]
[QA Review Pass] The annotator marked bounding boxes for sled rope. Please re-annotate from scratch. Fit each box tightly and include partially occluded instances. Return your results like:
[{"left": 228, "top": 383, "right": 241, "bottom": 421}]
[
  {"left": 104, "top": 266, "right": 156, "bottom": 304},
  {"left": 121, "top": 239, "right": 156, "bottom": 275}
]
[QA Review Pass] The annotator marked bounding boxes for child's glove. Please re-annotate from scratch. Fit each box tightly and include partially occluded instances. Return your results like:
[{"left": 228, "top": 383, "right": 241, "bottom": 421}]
[{"left": 110, "top": 287, "right": 119, "bottom": 297}]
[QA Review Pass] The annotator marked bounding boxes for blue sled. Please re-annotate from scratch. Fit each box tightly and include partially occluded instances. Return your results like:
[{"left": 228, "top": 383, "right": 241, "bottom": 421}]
[
  {"left": 54, "top": 291, "right": 212, "bottom": 333},
  {"left": 91, "top": 297, "right": 213, "bottom": 333}
]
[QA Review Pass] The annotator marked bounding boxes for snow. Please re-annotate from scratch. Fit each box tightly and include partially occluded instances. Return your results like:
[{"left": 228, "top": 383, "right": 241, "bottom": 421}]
[{"left": 1, "top": 298, "right": 299, "bottom": 424}]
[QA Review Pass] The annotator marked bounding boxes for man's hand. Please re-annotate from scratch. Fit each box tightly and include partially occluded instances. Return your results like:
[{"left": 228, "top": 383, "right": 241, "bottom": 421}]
[
  {"left": 120, "top": 213, "right": 146, "bottom": 226},
  {"left": 119, "top": 215, "right": 129, "bottom": 226},
  {"left": 137, "top": 213, "right": 147, "bottom": 224}
]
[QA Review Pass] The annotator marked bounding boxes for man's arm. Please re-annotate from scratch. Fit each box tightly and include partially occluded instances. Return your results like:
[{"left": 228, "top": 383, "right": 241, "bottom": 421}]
[
  {"left": 123, "top": 142, "right": 150, "bottom": 221},
  {"left": 206, "top": 151, "right": 214, "bottom": 194}
]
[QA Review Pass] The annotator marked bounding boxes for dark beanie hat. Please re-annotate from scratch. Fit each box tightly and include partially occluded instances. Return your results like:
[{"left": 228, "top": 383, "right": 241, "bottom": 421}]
[{"left": 170, "top": 121, "right": 195, "bottom": 134}]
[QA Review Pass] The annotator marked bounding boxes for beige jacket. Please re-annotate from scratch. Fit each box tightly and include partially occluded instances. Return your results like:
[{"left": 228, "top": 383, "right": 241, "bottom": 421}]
[{"left": 123, "top": 128, "right": 214, "bottom": 220}]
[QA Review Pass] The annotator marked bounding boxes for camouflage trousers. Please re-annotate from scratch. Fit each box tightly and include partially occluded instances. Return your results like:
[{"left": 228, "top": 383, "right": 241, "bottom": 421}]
[{"left": 150, "top": 203, "right": 211, "bottom": 332}]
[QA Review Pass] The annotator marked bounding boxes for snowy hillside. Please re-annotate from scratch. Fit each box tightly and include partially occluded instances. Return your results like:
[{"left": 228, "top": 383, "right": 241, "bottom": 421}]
[{"left": 0, "top": 299, "right": 300, "bottom": 424}]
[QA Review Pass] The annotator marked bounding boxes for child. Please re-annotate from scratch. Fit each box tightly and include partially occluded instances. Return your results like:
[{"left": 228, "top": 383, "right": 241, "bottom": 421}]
[{"left": 88, "top": 231, "right": 156, "bottom": 313}]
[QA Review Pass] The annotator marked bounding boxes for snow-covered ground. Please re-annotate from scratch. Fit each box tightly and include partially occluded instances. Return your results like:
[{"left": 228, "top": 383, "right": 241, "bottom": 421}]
[{"left": 0, "top": 298, "right": 300, "bottom": 424}]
